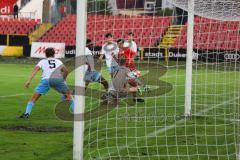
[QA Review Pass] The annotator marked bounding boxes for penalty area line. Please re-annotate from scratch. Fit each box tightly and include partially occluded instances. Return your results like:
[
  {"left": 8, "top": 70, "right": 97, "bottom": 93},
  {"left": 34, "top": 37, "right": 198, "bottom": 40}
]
[{"left": 0, "top": 93, "right": 29, "bottom": 98}]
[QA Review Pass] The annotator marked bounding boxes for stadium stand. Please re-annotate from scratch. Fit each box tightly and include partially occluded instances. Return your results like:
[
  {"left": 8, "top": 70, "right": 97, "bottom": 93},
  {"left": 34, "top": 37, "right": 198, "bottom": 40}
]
[
  {"left": 0, "top": 18, "right": 40, "bottom": 35},
  {"left": 172, "top": 16, "right": 240, "bottom": 50},
  {"left": 38, "top": 14, "right": 173, "bottom": 47}
]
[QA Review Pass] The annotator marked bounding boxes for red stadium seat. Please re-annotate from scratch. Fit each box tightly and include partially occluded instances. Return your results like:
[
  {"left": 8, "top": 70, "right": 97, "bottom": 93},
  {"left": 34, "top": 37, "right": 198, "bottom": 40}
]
[
  {"left": 38, "top": 14, "right": 173, "bottom": 46},
  {"left": 172, "top": 16, "right": 240, "bottom": 50}
]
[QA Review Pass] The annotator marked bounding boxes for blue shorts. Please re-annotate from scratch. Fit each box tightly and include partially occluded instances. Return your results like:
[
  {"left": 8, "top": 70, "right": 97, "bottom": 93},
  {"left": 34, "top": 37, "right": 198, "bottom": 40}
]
[
  {"left": 84, "top": 71, "right": 101, "bottom": 82},
  {"left": 35, "top": 78, "right": 69, "bottom": 95},
  {"left": 107, "top": 65, "right": 119, "bottom": 74}
]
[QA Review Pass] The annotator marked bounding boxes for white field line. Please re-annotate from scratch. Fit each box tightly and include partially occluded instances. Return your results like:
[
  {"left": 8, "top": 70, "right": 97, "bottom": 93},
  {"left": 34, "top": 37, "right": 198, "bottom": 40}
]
[
  {"left": 99, "top": 96, "right": 240, "bottom": 158},
  {"left": 0, "top": 93, "right": 29, "bottom": 98},
  {"left": 0, "top": 74, "right": 26, "bottom": 78},
  {"left": 224, "top": 118, "right": 240, "bottom": 122}
]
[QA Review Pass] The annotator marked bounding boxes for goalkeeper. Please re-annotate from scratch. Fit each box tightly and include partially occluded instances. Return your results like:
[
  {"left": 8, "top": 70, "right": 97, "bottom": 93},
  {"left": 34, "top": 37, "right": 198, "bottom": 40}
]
[{"left": 103, "top": 57, "right": 144, "bottom": 104}]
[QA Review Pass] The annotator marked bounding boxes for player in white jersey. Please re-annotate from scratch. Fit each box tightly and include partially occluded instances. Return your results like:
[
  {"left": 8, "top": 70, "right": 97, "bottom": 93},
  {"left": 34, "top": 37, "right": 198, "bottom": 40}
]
[
  {"left": 19, "top": 48, "right": 73, "bottom": 119},
  {"left": 127, "top": 32, "right": 137, "bottom": 54},
  {"left": 85, "top": 39, "right": 108, "bottom": 90},
  {"left": 98, "top": 33, "right": 119, "bottom": 77}
]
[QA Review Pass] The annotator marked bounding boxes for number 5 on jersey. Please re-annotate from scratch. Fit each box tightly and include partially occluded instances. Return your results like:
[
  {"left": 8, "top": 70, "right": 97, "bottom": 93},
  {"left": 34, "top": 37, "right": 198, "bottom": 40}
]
[{"left": 48, "top": 60, "right": 56, "bottom": 69}]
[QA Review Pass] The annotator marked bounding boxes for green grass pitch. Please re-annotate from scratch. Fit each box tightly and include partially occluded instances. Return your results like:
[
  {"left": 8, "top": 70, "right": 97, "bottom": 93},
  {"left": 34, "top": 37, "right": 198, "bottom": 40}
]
[{"left": 0, "top": 61, "right": 239, "bottom": 160}]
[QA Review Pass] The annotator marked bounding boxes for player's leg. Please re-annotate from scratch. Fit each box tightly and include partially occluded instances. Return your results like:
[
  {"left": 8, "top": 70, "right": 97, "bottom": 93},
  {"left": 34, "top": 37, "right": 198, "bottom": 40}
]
[
  {"left": 51, "top": 78, "right": 74, "bottom": 112},
  {"left": 20, "top": 79, "right": 50, "bottom": 118},
  {"left": 85, "top": 70, "right": 109, "bottom": 91},
  {"left": 19, "top": 93, "right": 42, "bottom": 118},
  {"left": 128, "top": 79, "right": 145, "bottom": 102},
  {"left": 99, "top": 76, "right": 109, "bottom": 91},
  {"left": 107, "top": 66, "right": 119, "bottom": 94},
  {"left": 84, "top": 70, "right": 92, "bottom": 90},
  {"left": 101, "top": 90, "right": 119, "bottom": 105},
  {"left": 108, "top": 65, "right": 119, "bottom": 78}
]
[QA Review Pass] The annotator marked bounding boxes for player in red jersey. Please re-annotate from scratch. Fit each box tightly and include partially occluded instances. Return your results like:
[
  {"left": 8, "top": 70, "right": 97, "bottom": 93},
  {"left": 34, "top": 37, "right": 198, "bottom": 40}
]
[
  {"left": 117, "top": 39, "right": 138, "bottom": 87},
  {"left": 117, "top": 39, "right": 137, "bottom": 71},
  {"left": 115, "top": 39, "right": 145, "bottom": 102}
]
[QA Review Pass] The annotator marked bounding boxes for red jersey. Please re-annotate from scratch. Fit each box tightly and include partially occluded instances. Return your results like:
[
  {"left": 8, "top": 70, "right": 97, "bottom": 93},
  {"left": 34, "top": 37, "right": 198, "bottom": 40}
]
[
  {"left": 119, "top": 48, "right": 137, "bottom": 71},
  {"left": 60, "top": 5, "right": 65, "bottom": 14}
]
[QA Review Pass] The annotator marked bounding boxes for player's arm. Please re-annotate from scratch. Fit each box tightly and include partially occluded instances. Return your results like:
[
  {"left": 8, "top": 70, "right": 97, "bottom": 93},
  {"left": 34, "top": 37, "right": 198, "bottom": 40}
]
[
  {"left": 25, "top": 66, "right": 40, "bottom": 88},
  {"left": 61, "top": 65, "right": 69, "bottom": 80}
]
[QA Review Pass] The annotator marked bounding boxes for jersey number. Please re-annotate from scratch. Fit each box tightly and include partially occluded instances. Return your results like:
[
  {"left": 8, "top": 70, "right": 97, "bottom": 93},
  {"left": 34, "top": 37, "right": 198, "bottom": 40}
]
[{"left": 48, "top": 60, "right": 56, "bottom": 69}]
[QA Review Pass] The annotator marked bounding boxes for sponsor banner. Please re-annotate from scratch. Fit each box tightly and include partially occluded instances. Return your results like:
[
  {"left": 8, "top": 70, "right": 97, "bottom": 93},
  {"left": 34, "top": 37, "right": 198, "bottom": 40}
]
[
  {"left": 224, "top": 53, "right": 240, "bottom": 61},
  {"left": 199, "top": 50, "right": 240, "bottom": 62},
  {"left": 65, "top": 46, "right": 239, "bottom": 62},
  {"left": 168, "top": 48, "right": 240, "bottom": 62},
  {"left": 31, "top": 42, "right": 65, "bottom": 58},
  {"left": 0, "top": 0, "right": 16, "bottom": 15},
  {"left": 168, "top": 48, "right": 199, "bottom": 60},
  {"left": 142, "top": 48, "right": 165, "bottom": 59},
  {"left": 65, "top": 46, "right": 102, "bottom": 58},
  {"left": 65, "top": 46, "right": 75, "bottom": 58},
  {"left": 92, "top": 46, "right": 102, "bottom": 56},
  {"left": 142, "top": 48, "right": 198, "bottom": 60}
]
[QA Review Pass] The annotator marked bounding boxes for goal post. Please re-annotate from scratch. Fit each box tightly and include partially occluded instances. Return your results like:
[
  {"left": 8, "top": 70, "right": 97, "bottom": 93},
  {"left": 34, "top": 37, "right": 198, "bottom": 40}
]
[
  {"left": 184, "top": 0, "right": 194, "bottom": 116},
  {"left": 69, "top": 0, "right": 240, "bottom": 159},
  {"left": 74, "top": 0, "right": 87, "bottom": 160}
]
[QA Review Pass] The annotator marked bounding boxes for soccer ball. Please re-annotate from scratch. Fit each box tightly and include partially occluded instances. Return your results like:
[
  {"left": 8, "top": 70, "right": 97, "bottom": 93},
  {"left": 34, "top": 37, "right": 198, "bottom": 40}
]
[{"left": 127, "top": 70, "right": 141, "bottom": 79}]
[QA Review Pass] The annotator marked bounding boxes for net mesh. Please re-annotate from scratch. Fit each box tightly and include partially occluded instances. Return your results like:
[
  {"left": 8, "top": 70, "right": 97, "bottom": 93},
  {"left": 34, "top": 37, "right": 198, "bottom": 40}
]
[
  {"left": 75, "top": 0, "right": 240, "bottom": 159},
  {"left": 168, "top": 0, "right": 240, "bottom": 21}
]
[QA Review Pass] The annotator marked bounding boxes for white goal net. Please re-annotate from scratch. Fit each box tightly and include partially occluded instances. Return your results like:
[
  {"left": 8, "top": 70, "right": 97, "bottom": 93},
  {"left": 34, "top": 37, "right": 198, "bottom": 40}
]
[{"left": 75, "top": 0, "right": 240, "bottom": 159}]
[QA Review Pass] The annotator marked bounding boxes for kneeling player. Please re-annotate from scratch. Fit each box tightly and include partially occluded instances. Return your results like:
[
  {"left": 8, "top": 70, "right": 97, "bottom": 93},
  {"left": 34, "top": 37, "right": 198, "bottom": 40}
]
[
  {"left": 20, "top": 48, "right": 73, "bottom": 119},
  {"left": 103, "top": 58, "right": 143, "bottom": 104},
  {"left": 85, "top": 39, "right": 108, "bottom": 91},
  {"left": 116, "top": 39, "right": 146, "bottom": 101}
]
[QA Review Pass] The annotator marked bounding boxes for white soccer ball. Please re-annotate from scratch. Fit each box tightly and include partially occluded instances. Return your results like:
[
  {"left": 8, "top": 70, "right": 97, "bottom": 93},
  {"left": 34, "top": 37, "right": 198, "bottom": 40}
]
[{"left": 127, "top": 71, "right": 141, "bottom": 79}]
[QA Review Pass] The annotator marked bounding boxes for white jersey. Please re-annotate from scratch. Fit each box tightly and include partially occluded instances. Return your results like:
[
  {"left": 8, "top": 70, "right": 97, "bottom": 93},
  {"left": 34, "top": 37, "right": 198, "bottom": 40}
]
[
  {"left": 85, "top": 47, "right": 92, "bottom": 56},
  {"left": 36, "top": 58, "right": 64, "bottom": 80},
  {"left": 100, "top": 42, "right": 119, "bottom": 67},
  {"left": 85, "top": 47, "right": 95, "bottom": 71},
  {"left": 129, "top": 40, "right": 137, "bottom": 53}
]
